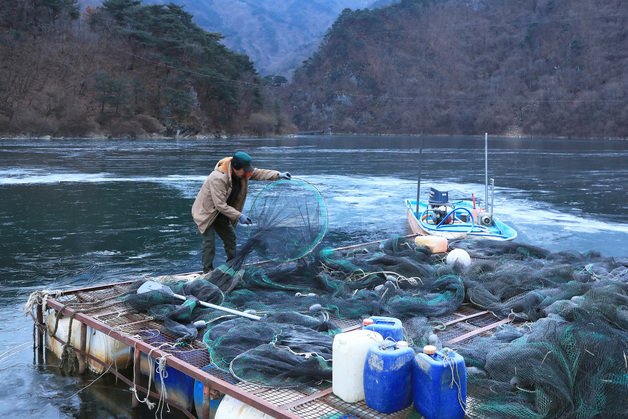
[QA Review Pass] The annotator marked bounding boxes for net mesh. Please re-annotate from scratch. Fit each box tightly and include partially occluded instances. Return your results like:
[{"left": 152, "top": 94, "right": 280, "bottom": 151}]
[
  {"left": 247, "top": 178, "right": 328, "bottom": 262},
  {"left": 123, "top": 231, "right": 628, "bottom": 415}
]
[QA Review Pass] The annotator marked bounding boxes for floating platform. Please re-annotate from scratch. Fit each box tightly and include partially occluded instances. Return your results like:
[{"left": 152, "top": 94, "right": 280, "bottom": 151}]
[{"left": 30, "top": 275, "right": 510, "bottom": 419}]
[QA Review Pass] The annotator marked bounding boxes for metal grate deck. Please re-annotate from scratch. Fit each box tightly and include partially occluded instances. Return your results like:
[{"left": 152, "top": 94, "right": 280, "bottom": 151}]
[{"left": 40, "top": 279, "right": 509, "bottom": 419}]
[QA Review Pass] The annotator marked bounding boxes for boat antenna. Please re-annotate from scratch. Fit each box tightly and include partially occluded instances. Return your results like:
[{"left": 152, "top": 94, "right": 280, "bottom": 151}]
[
  {"left": 416, "top": 133, "right": 423, "bottom": 219},
  {"left": 484, "top": 132, "right": 489, "bottom": 212}
]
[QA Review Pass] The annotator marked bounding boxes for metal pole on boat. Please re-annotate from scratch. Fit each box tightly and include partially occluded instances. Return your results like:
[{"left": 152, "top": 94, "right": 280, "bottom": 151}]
[
  {"left": 490, "top": 178, "right": 495, "bottom": 219},
  {"left": 484, "top": 133, "right": 489, "bottom": 212},
  {"left": 416, "top": 134, "right": 423, "bottom": 219}
]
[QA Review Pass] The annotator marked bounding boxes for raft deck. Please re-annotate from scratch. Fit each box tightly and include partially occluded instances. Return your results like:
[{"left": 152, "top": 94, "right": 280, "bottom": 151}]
[{"left": 32, "top": 276, "right": 509, "bottom": 419}]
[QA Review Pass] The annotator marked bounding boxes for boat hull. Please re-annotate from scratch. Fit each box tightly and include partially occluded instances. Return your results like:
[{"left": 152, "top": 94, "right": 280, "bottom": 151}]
[{"left": 405, "top": 199, "right": 516, "bottom": 241}]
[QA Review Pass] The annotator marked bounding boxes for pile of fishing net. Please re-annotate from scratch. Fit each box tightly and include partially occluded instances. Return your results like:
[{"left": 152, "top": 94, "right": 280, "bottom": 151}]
[
  {"left": 123, "top": 236, "right": 464, "bottom": 386},
  {"left": 122, "top": 179, "right": 627, "bottom": 415},
  {"left": 124, "top": 237, "right": 627, "bottom": 416},
  {"left": 449, "top": 241, "right": 628, "bottom": 418}
]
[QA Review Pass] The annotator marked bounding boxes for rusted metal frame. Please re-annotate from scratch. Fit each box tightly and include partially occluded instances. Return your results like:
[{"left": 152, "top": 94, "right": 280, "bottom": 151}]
[
  {"left": 54, "top": 280, "right": 135, "bottom": 297},
  {"left": 132, "top": 349, "right": 141, "bottom": 408},
  {"left": 444, "top": 310, "right": 490, "bottom": 326},
  {"left": 105, "top": 317, "right": 155, "bottom": 330},
  {"left": 445, "top": 318, "right": 512, "bottom": 344},
  {"left": 321, "top": 394, "right": 385, "bottom": 419},
  {"left": 46, "top": 332, "right": 196, "bottom": 418},
  {"left": 201, "top": 382, "right": 211, "bottom": 419},
  {"left": 246, "top": 387, "right": 272, "bottom": 395},
  {"left": 278, "top": 387, "right": 333, "bottom": 410},
  {"left": 36, "top": 302, "right": 44, "bottom": 363},
  {"left": 340, "top": 324, "right": 362, "bottom": 333},
  {"left": 331, "top": 234, "right": 418, "bottom": 252},
  {"left": 341, "top": 311, "right": 491, "bottom": 335},
  {"left": 44, "top": 299, "right": 300, "bottom": 419},
  {"left": 79, "top": 322, "right": 87, "bottom": 374}
]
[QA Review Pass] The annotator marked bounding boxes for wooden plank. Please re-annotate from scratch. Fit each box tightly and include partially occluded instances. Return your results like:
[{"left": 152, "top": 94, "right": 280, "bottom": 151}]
[
  {"left": 445, "top": 318, "right": 511, "bottom": 344},
  {"left": 444, "top": 310, "right": 489, "bottom": 326}
]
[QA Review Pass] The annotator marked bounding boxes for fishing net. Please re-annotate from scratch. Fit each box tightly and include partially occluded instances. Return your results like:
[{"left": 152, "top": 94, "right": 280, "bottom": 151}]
[
  {"left": 448, "top": 241, "right": 628, "bottom": 418},
  {"left": 200, "top": 178, "right": 328, "bottom": 294},
  {"left": 205, "top": 316, "right": 334, "bottom": 388},
  {"left": 124, "top": 235, "right": 628, "bottom": 413},
  {"left": 247, "top": 178, "right": 328, "bottom": 262}
]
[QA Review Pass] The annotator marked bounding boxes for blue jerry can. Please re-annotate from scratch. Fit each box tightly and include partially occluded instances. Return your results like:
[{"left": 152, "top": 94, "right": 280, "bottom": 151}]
[
  {"left": 363, "top": 341, "right": 415, "bottom": 413},
  {"left": 413, "top": 345, "right": 466, "bottom": 419},
  {"left": 362, "top": 316, "right": 404, "bottom": 342}
]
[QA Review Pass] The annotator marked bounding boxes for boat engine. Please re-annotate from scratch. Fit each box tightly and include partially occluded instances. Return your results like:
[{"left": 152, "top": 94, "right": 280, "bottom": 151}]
[
  {"left": 432, "top": 206, "right": 453, "bottom": 225},
  {"left": 479, "top": 213, "right": 493, "bottom": 226},
  {"left": 428, "top": 188, "right": 452, "bottom": 225}
]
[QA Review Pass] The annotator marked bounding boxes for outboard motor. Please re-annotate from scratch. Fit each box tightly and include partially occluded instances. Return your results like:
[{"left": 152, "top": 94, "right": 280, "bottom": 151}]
[{"left": 429, "top": 188, "right": 451, "bottom": 225}]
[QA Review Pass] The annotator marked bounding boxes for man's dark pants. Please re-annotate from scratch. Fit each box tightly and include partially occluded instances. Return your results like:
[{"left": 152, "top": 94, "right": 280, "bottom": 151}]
[{"left": 201, "top": 214, "right": 236, "bottom": 273}]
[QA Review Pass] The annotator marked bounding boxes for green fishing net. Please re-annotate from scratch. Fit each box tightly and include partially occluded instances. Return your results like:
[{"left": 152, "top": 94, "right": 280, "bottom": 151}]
[
  {"left": 204, "top": 316, "right": 334, "bottom": 388},
  {"left": 198, "top": 178, "right": 328, "bottom": 294},
  {"left": 124, "top": 234, "right": 628, "bottom": 414},
  {"left": 247, "top": 178, "right": 328, "bottom": 262}
]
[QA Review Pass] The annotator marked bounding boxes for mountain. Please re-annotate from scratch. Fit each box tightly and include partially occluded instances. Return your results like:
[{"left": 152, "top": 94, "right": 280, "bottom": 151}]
[
  {"left": 0, "top": 0, "right": 294, "bottom": 137},
  {"left": 283, "top": 0, "right": 628, "bottom": 138},
  {"left": 139, "top": 0, "right": 377, "bottom": 76}
]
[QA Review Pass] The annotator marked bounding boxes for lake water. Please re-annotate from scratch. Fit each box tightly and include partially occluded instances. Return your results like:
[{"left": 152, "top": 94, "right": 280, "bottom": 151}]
[{"left": 0, "top": 135, "right": 627, "bottom": 417}]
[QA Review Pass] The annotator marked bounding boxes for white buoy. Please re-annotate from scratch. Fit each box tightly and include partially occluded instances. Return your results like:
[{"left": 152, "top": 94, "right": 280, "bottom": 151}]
[{"left": 446, "top": 248, "right": 471, "bottom": 268}]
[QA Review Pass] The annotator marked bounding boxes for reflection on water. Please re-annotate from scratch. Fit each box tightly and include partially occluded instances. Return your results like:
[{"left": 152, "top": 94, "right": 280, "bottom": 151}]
[{"left": 0, "top": 135, "right": 626, "bottom": 417}]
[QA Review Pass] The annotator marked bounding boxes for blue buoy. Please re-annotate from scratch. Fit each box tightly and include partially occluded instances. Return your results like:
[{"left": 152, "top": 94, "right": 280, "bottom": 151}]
[
  {"left": 155, "top": 361, "right": 196, "bottom": 411},
  {"left": 413, "top": 346, "right": 466, "bottom": 419},
  {"left": 362, "top": 316, "right": 403, "bottom": 342},
  {"left": 363, "top": 341, "right": 415, "bottom": 413},
  {"left": 154, "top": 346, "right": 208, "bottom": 412},
  {"left": 194, "top": 364, "right": 234, "bottom": 418}
]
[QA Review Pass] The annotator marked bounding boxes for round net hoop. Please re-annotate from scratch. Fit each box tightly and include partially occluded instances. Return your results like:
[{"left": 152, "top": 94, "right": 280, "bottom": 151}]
[{"left": 247, "top": 178, "right": 328, "bottom": 262}]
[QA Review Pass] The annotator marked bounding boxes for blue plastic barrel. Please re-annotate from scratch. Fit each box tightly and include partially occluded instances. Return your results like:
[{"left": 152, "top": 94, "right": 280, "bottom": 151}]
[
  {"left": 194, "top": 365, "right": 233, "bottom": 418},
  {"left": 156, "top": 361, "right": 195, "bottom": 411},
  {"left": 362, "top": 316, "right": 403, "bottom": 342},
  {"left": 154, "top": 346, "right": 207, "bottom": 413},
  {"left": 413, "top": 346, "right": 466, "bottom": 419},
  {"left": 363, "top": 341, "right": 415, "bottom": 413}
]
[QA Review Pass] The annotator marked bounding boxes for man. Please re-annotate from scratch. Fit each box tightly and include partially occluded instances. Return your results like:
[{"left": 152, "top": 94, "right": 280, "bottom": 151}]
[{"left": 192, "top": 151, "right": 291, "bottom": 273}]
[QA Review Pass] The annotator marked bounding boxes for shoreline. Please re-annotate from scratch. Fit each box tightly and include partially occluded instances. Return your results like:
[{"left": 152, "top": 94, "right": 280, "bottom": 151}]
[{"left": 1, "top": 132, "right": 627, "bottom": 142}]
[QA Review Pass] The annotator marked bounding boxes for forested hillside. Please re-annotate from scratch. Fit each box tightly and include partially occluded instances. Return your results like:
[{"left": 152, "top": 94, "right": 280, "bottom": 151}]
[
  {"left": 141, "top": 0, "right": 375, "bottom": 76},
  {"left": 284, "top": 0, "right": 628, "bottom": 138},
  {"left": 0, "top": 0, "right": 293, "bottom": 137}
]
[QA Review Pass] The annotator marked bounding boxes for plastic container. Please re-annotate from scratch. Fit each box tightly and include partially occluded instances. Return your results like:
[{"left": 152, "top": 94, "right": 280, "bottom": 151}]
[
  {"left": 45, "top": 313, "right": 131, "bottom": 374},
  {"left": 413, "top": 345, "right": 467, "bottom": 419},
  {"left": 332, "top": 329, "right": 384, "bottom": 402},
  {"left": 363, "top": 341, "right": 415, "bottom": 413},
  {"left": 155, "top": 363, "right": 195, "bottom": 411},
  {"left": 194, "top": 365, "right": 231, "bottom": 419},
  {"left": 214, "top": 394, "right": 274, "bottom": 419},
  {"left": 362, "top": 316, "right": 403, "bottom": 342},
  {"left": 414, "top": 235, "right": 448, "bottom": 253},
  {"left": 154, "top": 347, "right": 207, "bottom": 412}
]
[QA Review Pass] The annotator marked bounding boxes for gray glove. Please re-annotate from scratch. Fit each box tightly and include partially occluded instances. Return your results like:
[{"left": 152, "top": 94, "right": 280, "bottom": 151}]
[
  {"left": 278, "top": 172, "right": 292, "bottom": 180},
  {"left": 239, "top": 214, "right": 252, "bottom": 225}
]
